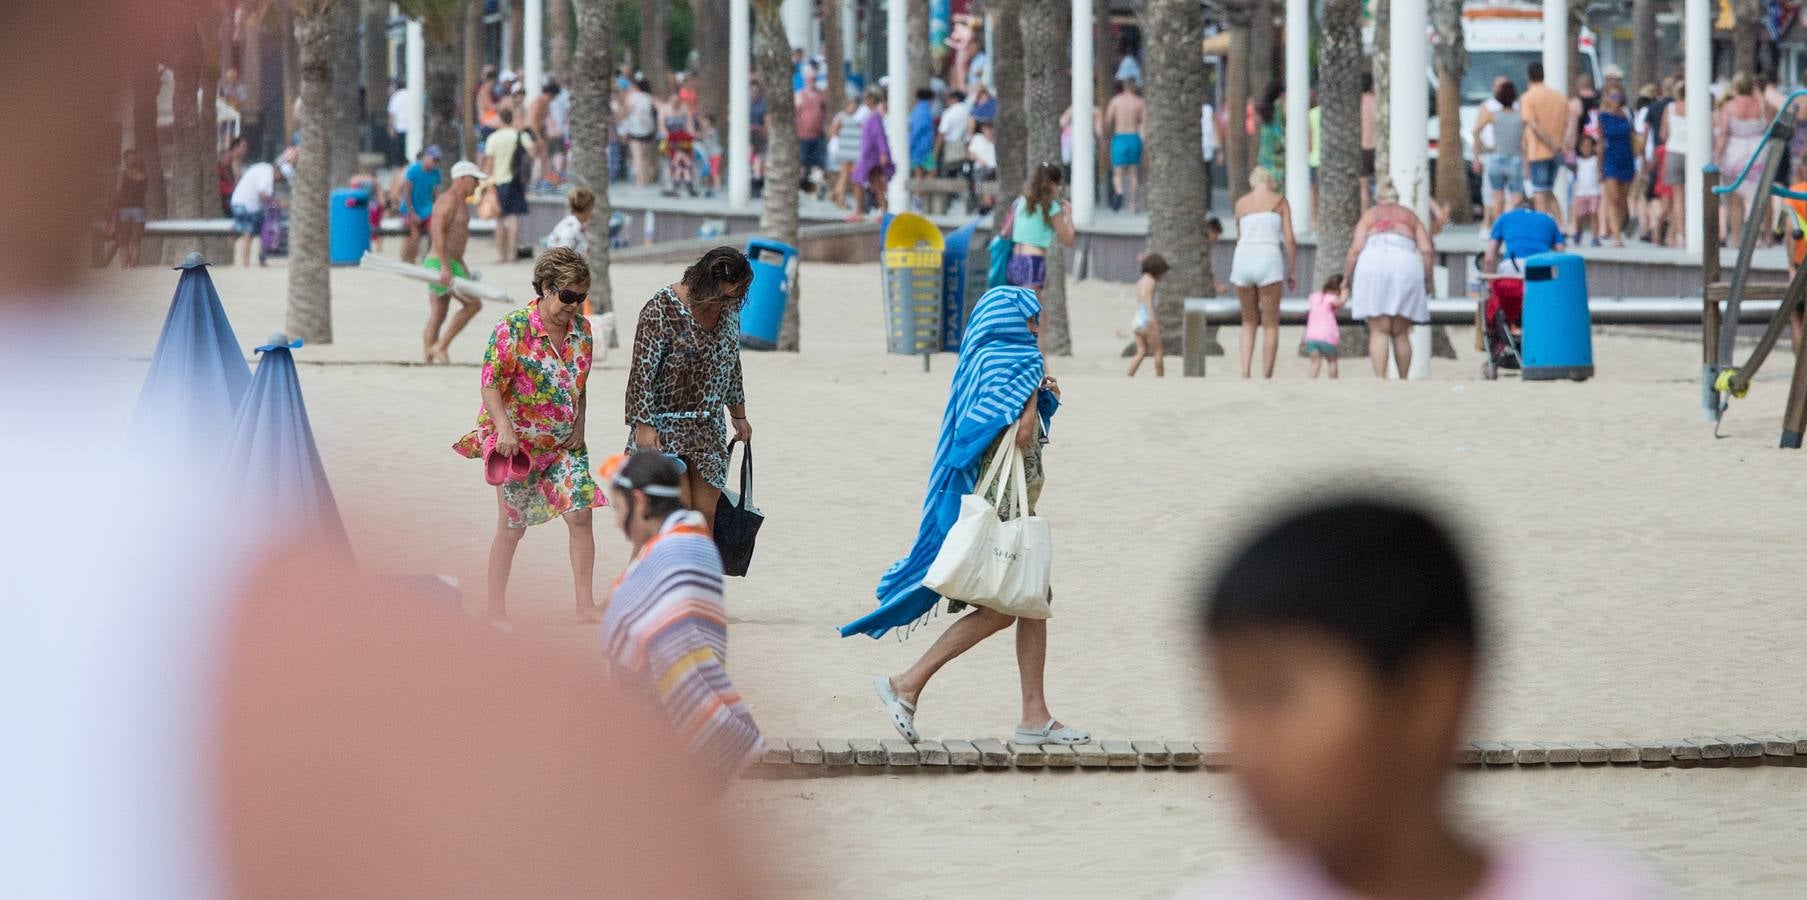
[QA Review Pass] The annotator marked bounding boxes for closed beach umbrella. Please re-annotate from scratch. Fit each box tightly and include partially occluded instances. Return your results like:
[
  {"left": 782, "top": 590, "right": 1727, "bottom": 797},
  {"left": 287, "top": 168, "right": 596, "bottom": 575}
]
[
  {"left": 216, "top": 333, "right": 351, "bottom": 560},
  {"left": 130, "top": 252, "right": 252, "bottom": 451}
]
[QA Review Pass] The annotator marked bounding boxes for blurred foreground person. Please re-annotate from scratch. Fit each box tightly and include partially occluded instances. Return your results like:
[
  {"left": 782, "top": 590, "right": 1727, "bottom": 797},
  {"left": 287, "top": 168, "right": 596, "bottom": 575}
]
[
  {"left": 599, "top": 451, "right": 764, "bottom": 783},
  {"left": 1181, "top": 499, "right": 1662, "bottom": 899}
]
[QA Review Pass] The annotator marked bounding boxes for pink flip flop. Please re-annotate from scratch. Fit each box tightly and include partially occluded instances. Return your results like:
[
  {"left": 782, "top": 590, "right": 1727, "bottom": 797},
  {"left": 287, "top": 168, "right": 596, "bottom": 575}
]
[
  {"left": 507, "top": 446, "right": 533, "bottom": 482},
  {"left": 483, "top": 435, "right": 511, "bottom": 486}
]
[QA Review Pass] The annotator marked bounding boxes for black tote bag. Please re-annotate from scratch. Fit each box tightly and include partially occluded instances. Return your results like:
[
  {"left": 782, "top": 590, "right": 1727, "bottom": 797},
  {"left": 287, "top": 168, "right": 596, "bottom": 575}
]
[{"left": 714, "top": 439, "right": 763, "bottom": 577}]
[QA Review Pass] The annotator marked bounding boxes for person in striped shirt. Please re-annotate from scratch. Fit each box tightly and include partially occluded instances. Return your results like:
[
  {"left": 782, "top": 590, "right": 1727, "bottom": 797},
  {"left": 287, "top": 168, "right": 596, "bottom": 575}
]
[{"left": 599, "top": 451, "right": 763, "bottom": 782}]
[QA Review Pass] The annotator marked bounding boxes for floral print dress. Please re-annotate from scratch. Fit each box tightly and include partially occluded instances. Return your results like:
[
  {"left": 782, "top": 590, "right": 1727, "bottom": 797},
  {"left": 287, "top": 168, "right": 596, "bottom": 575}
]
[
  {"left": 453, "top": 301, "right": 604, "bottom": 528},
  {"left": 624, "top": 285, "right": 746, "bottom": 490}
]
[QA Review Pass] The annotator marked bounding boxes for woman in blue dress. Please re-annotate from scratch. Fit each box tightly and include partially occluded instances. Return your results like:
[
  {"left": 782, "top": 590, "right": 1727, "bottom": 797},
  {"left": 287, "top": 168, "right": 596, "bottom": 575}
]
[{"left": 1596, "top": 90, "right": 1638, "bottom": 246}]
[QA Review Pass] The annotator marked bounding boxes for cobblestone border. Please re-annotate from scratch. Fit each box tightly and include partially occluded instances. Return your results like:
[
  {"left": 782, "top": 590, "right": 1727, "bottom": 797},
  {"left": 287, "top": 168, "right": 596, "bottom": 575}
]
[{"left": 747, "top": 732, "right": 1807, "bottom": 777}]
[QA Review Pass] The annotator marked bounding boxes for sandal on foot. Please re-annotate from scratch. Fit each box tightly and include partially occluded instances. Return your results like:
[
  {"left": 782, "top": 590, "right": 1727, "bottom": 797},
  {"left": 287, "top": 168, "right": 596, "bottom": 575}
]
[
  {"left": 1011, "top": 719, "right": 1091, "bottom": 746},
  {"left": 873, "top": 676, "right": 920, "bottom": 742}
]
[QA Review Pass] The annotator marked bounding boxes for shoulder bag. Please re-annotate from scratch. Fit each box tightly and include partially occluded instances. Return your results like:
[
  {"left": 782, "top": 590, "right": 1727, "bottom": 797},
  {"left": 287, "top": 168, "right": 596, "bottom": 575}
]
[
  {"left": 921, "top": 423, "right": 1052, "bottom": 618},
  {"left": 713, "top": 439, "right": 763, "bottom": 577}
]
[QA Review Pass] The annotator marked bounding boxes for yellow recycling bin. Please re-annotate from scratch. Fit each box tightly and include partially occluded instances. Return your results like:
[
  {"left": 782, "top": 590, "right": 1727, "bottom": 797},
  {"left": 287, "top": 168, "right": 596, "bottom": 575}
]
[{"left": 882, "top": 213, "right": 945, "bottom": 357}]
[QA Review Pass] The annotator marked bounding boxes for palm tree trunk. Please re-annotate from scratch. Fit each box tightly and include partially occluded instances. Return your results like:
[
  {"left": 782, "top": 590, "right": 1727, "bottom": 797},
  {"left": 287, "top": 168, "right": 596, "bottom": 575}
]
[
  {"left": 1020, "top": 0, "right": 1071, "bottom": 356},
  {"left": 331, "top": 0, "right": 364, "bottom": 186},
  {"left": 1247, "top": 0, "right": 1273, "bottom": 99},
  {"left": 1315, "top": 0, "right": 1361, "bottom": 287},
  {"left": 907, "top": 0, "right": 932, "bottom": 96},
  {"left": 363, "top": 0, "right": 392, "bottom": 134},
  {"left": 1733, "top": 0, "right": 1762, "bottom": 77},
  {"left": 1094, "top": 0, "right": 1110, "bottom": 208},
  {"left": 1223, "top": 0, "right": 1251, "bottom": 204},
  {"left": 284, "top": 2, "right": 302, "bottom": 140},
  {"left": 754, "top": 0, "right": 803, "bottom": 351},
  {"left": 289, "top": 1, "right": 337, "bottom": 344},
  {"left": 167, "top": 26, "right": 207, "bottom": 264},
  {"left": 1139, "top": 0, "right": 1211, "bottom": 354},
  {"left": 1567, "top": 4, "right": 1584, "bottom": 94},
  {"left": 1371, "top": 0, "right": 1389, "bottom": 187},
  {"left": 548, "top": 0, "right": 572, "bottom": 76},
  {"left": 243, "top": 4, "right": 267, "bottom": 133},
  {"left": 196, "top": 12, "right": 232, "bottom": 262},
  {"left": 464, "top": 0, "right": 483, "bottom": 157},
  {"left": 1432, "top": 0, "right": 1467, "bottom": 223},
  {"left": 822, "top": 0, "right": 846, "bottom": 113},
  {"left": 639, "top": 0, "right": 669, "bottom": 95},
  {"left": 510, "top": 0, "right": 527, "bottom": 73},
  {"left": 425, "top": 19, "right": 464, "bottom": 161},
  {"left": 1631, "top": 0, "right": 1657, "bottom": 92},
  {"left": 992, "top": 0, "right": 1028, "bottom": 201},
  {"left": 134, "top": 62, "right": 170, "bottom": 263},
  {"left": 694, "top": 0, "right": 729, "bottom": 120},
  {"left": 570, "top": 0, "right": 616, "bottom": 322}
]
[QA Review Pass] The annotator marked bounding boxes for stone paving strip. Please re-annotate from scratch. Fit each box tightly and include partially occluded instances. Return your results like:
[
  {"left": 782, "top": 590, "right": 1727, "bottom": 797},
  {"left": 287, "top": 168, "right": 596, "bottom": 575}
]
[{"left": 749, "top": 732, "right": 1807, "bottom": 777}]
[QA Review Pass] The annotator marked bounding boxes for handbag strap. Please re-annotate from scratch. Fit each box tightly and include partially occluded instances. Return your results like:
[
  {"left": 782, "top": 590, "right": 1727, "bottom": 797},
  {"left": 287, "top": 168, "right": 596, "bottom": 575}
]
[
  {"left": 1009, "top": 435, "right": 1030, "bottom": 520},
  {"left": 974, "top": 422, "right": 1019, "bottom": 501},
  {"left": 725, "top": 438, "right": 752, "bottom": 508}
]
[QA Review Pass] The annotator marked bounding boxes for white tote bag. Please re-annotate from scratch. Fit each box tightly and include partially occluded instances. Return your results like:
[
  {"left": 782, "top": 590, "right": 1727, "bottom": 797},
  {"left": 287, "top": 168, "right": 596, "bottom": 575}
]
[{"left": 922, "top": 424, "right": 1053, "bottom": 619}]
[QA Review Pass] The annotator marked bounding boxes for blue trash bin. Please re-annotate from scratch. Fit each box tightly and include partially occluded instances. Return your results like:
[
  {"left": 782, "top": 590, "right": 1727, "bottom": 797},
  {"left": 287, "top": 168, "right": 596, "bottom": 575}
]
[
  {"left": 329, "top": 187, "right": 372, "bottom": 265},
  {"left": 739, "top": 237, "right": 797, "bottom": 350},
  {"left": 1520, "top": 251, "right": 1593, "bottom": 381},
  {"left": 940, "top": 219, "right": 981, "bottom": 350}
]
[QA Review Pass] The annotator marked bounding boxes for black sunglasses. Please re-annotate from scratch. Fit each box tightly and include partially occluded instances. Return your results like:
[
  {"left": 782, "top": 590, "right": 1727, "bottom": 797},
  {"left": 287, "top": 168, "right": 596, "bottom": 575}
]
[{"left": 555, "top": 288, "right": 587, "bottom": 304}]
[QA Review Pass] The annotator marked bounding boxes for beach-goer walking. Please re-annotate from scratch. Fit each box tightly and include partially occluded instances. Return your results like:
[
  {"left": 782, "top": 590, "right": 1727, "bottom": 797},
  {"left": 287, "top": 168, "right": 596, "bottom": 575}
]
[
  {"left": 936, "top": 90, "right": 972, "bottom": 180},
  {"left": 1571, "top": 136, "right": 1603, "bottom": 244},
  {"left": 1519, "top": 62, "right": 1569, "bottom": 221},
  {"left": 1127, "top": 253, "right": 1168, "bottom": 377},
  {"left": 112, "top": 148, "right": 149, "bottom": 268},
  {"left": 625, "top": 247, "right": 754, "bottom": 532},
  {"left": 1717, "top": 73, "right": 1770, "bottom": 247},
  {"left": 1473, "top": 81, "right": 1524, "bottom": 228},
  {"left": 1256, "top": 83, "right": 1286, "bottom": 185},
  {"left": 1105, "top": 80, "right": 1147, "bottom": 213},
  {"left": 422, "top": 161, "right": 485, "bottom": 364},
  {"left": 623, "top": 79, "right": 658, "bottom": 187},
  {"left": 854, "top": 89, "right": 894, "bottom": 219},
  {"left": 830, "top": 96, "right": 864, "bottom": 208},
  {"left": 1661, "top": 84, "right": 1689, "bottom": 248},
  {"left": 229, "top": 158, "right": 284, "bottom": 268},
  {"left": 389, "top": 145, "right": 442, "bottom": 264},
  {"left": 841, "top": 286, "right": 1088, "bottom": 748},
  {"left": 598, "top": 450, "right": 763, "bottom": 783},
  {"left": 1006, "top": 162, "right": 1078, "bottom": 305},
  {"left": 1228, "top": 166, "right": 1298, "bottom": 379},
  {"left": 1342, "top": 183, "right": 1434, "bottom": 378},
  {"left": 1597, "top": 91, "right": 1636, "bottom": 246},
  {"left": 795, "top": 67, "right": 829, "bottom": 191},
  {"left": 909, "top": 88, "right": 937, "bottom": 184},
  {"left": 453, "top": 248, "right": 605, "bottom": 627},
  {"left": 480, "top": 108, "right": 534, "bottom": 263},
  {"left": 544, "top": 186, "right": 595, "bottom": 257},
  {"left": 1305, "top": 275, "right": 1345, "bottom": 379},
  {"left": 1179, "top": 499, "right": 1663, "bottom": 898}
]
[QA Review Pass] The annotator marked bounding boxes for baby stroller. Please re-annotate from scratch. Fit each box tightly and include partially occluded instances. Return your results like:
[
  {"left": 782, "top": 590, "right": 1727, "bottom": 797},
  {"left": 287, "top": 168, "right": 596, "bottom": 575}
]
[{"left": 1480, "top": 271, "right": 1525, "bottom": 380}]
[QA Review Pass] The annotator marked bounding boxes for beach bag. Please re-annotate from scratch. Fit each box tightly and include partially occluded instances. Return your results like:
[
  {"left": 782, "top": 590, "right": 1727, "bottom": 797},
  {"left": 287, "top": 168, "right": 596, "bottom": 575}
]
[
  {"left": 922, "top": 424, "right": 1052, "bottom": 619},
  {"left": 713, "top": 439, "right": 763, "bottom": 577},
  {"left": 509, "top": 129, "right": 532, "bottom": 187},
  {"left": 986, "top": 200, "right": 1018, "bottom": 289},
  {"left": 476, "top": 184, "right": 501, "bottom": 220}
]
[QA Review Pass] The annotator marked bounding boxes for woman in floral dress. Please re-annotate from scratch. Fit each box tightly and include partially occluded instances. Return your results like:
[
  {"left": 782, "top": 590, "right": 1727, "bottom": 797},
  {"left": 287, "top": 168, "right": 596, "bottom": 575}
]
[
  {"left": 454, "top": 248, "right": 604, "bottom": 627},
  {"left": 625, "top": 246, "right": 754, "bottom": 531}
]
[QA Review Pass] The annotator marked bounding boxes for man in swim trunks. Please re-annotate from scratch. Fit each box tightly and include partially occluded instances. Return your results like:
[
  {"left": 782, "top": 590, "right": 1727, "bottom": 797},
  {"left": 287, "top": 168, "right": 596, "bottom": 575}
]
[
  {"left": 1104, "top": 80, "right": 1147, "bottom": 213},
  {"left": 423, "top": 161, "right": 484, "bottom": 364}
]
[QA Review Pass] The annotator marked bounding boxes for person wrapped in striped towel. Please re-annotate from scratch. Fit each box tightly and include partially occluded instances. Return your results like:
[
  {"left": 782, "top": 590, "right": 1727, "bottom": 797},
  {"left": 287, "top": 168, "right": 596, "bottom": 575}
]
[{"left": 599, "top": 450, "right": 763, "bottom": 782}]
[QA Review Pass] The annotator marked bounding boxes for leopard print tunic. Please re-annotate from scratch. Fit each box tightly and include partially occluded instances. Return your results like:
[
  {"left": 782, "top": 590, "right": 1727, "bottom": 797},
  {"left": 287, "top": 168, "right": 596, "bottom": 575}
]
[{"left": 624, "top": 285, "right": 746, "bottom": 490}]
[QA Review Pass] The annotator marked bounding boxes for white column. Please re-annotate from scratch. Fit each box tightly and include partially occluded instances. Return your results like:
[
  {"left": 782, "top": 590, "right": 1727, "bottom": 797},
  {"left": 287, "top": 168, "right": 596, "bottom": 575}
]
[
  {"left": 1283, "top": 0, "right": 1310, "bottom": 230},
  {"left": 405, "top": 19, "right": 424, "bottom": 159},
  {"left": 1389, "top": 0, "right": 1430, "bottom": 378},
  {"left": 1542, "top": 0, "right": 1569, "bottom": 100},
  {"left": 984, "top": 14, "right": 995, "bottom": 91},
  {"left": 782, "top": 0, "right": 814, "bottom": 58},
  {"left": 1685, "top": 0, "right": 1711, "bottom": 255},
  {"left": 844, "top": 0, "right": 860, "bottom": 83},
  {"left": 500, "top": 1, "right": 514, "bottom": 73},
  {"left": 524, "top": 0, "right": 543, "bottom": 90},
  {"left": 886, "top": 0, "right": 909, "bottom": 211},
  {"left": 729, "top": 0, "right": 751, "bottom": 209},
  {"left": 1070, "top": 0, "right": 1094, "bottom": 226}
]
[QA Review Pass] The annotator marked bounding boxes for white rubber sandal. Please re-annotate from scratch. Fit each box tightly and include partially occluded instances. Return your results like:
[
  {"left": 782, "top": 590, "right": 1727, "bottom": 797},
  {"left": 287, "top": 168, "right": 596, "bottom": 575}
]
[
  {"left": 873, "top": 676, "right": 920, "bottom": 742},
  {"left": 1011, "top": 719, "right": 1091, "bottom": 746}
]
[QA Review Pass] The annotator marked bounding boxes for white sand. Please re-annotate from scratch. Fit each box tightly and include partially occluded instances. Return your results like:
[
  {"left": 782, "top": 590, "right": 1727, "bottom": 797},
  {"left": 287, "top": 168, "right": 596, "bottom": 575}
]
[{"left": 92, "top": 255, "right": 1807, "bottom": 897}]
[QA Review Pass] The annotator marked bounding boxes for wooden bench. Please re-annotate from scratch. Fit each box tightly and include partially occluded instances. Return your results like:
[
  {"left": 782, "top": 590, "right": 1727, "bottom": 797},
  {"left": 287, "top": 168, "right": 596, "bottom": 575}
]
[{"left": 906, "top": 176, "right": 999, "bottom": 215}]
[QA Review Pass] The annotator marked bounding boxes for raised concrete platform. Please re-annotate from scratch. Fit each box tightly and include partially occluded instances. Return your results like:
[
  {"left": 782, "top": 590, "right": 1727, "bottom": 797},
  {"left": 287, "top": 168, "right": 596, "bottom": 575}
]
[{"left": 748, "top": 731, "right": 1807, "bottom": 777}]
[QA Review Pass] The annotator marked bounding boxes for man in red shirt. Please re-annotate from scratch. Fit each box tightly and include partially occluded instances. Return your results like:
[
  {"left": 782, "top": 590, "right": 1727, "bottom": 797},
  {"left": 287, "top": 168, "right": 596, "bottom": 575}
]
[{"left": 794, "top": 64, "right": 829, "bottom": 191}]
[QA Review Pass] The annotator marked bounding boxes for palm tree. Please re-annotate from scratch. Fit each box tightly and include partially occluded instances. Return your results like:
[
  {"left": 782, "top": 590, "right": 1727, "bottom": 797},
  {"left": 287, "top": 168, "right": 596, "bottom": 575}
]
[
  {"left": 569, "top": 0, "right": 616, "bottom": 323},
  {"left": 464, "top": 0, "right": 482, "bottom": 156},
  {"left": 548, "top": 0, "right": 572, "bottom": 77},
  {"left": 1371, "top": 0, "right": 1389, "bottom": 185},
  {"left": 1314, "top": 0, "right": 1363, "bottom": 289},
  {"left": 398, "top": 0, "right": 466, "bottom": 160},
  {"left": 363, "top": 0, "right": 393, "bottom": 145},
  {"left": 133, "top": 61, "right": 171, "bottom": 263},
  {"left": 164, "top": 21, "right": 209, "bottom": 264},
  {"left": 992, "top": 0, "right": 1028, "bottom": 201},
  {"left": 908, "top": 0, "right": 933, "bottom": 99},
  {"left": 288, "top": 0, "right": 338, "bottom": 344},
  {"left": 1733, "top": 0, "right": 1762, "bottom": 78},
  {"left": 1432, "top": 0, "right": 1468, "bottom": 223},
  {"left": 1630, "top": 0, "right": 1657, "bottom": 92},
  {"left": 639, "top": 0, "right": 669, "bottom": 94},
  {"left": 1221, "top": 0, "right": 1252, "bottom": 205},
  {"left": 822, "top": 0, "right": 846, "bottom": 113},
  {"left": 1247, "top": 0, "right": 1273, "bottom": 103},
  {"left": 1020, "top": 0, "right": 1071, "bottom": 355},
  {"left": 694, "top": 0, "right": 729, "bottom": 120},
  {"left": 753, "top": 0, "right": 804, "bottom": 351},
  {"left": 1137, "top": 0, "right": 1212, "bottom": 353},
  {"left": 330, "top": 0, "right": 364, "bottom": 187}
]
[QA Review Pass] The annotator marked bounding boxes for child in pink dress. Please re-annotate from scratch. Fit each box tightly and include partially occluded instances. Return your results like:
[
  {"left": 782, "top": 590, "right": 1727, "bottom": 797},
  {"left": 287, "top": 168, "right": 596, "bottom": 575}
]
[
  {"left": 1178, "top": 500, "right": 1664, "bottom": 899},
  {"left": 1304, "top": 274, "right": 1344, "bottom": 379}
]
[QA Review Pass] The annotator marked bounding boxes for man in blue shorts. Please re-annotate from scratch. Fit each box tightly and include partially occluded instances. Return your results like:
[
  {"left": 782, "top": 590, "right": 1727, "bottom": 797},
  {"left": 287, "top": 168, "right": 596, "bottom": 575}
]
[{"left": 1104, "top": 80, "right": 1147, "bottom": 212}]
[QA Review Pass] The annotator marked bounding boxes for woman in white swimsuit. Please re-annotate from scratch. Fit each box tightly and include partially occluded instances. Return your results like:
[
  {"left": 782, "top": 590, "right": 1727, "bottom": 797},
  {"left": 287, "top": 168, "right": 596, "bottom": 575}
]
[{"left": 1228, "top": 166, "right": 1298, "bottom": 378}]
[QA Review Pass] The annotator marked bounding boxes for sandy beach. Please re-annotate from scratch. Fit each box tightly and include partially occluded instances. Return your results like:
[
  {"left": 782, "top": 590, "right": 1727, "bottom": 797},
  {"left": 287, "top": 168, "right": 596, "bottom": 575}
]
[{"left": 92, "top": 253, "right": 1807, "bottom": 897}]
